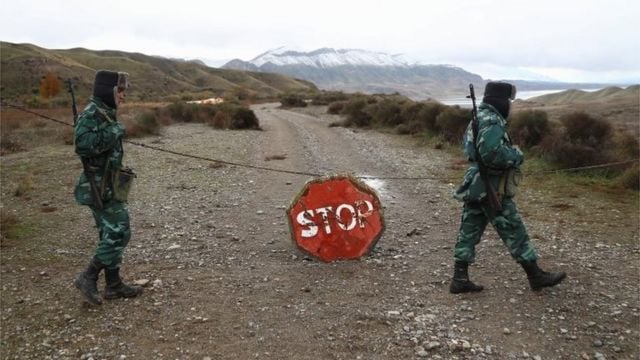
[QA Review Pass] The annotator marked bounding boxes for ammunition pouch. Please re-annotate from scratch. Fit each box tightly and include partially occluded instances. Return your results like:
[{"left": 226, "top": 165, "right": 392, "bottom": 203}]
[
  {"left": 112, "top": 167, "right": 136, "bottom": 202},
  {"left": 499, "top": 168, "right": 522, "bottom": 198}
]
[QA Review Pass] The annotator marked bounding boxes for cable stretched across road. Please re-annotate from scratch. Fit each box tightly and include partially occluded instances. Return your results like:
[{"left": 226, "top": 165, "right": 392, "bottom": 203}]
[{"left": 2, "top": 103, "right": 637, "bottom": 180}]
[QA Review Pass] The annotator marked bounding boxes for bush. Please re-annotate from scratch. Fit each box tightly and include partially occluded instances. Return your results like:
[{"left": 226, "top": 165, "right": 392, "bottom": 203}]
[
  {"left": 341, "top": 97, "right": 372, "bottom": 127},
  {"left": 126, "top": 111, "right": 161, "bottom": 138},
  {"left": 230, "top": 107, "right": 260, "bottom": 129},
  {"left": 311, "top": 91, "right": 349, "bottom": 105},
  {"left": 279, "top": 93, "right": 307, "bottom": 108},
  {"left": 618, "top": 164, "right": 640, "bottom": 190},
  {"left": 369, "top": 99, "right": 404, "bottom": 127},
  {"left": 510, "top": 110, "right": 550, "bottom": 148},
  {"left": 612, "top": 132, "right": 640, "bottom": 160},
  {"left": 0, "top": 138, "right": 24, "bottom": 155},
  {"left": 208, "top": 111, "right": 231, "bottom": 129},
  {"left": 417, "top": 102, "right": 447, "bottom": 132},
  {"left": 537, "top": 132, "right": 608, "bottom": 168},
  {"left": 561, "top": 112, "right": 611, "bottom": 149},
  {"left": 435, "top": 106, "right": 470, "bottom": 143},
  {"left": 0, "top": 209, "right": 19, "bottom": 242},
  {"left": 327, "top": 101, "right": 347, "bottom": 114}
]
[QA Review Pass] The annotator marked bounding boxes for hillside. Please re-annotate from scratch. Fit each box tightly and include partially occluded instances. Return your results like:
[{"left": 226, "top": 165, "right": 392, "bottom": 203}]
[
  {"left": 526, "top": 85, "right": 640, "bottom": 105},
  {"left": 514, "top": 85, "right": 640, "bottom": 131},
  {"left": 0, "top": 42, "right": 317, "bottom": 103}
]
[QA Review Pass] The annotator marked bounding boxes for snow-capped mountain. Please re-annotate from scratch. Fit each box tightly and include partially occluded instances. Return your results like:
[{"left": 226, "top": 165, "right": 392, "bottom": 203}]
[
  {"left": 249, "top": 47, "right": 414, "bottom": 68},
  {"left": 223, "top": 47, "right": 483, "bottom": 98}
]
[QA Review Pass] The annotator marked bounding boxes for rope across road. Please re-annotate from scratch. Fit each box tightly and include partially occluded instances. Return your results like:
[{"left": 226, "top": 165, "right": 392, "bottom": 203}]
[{"left": 3, "top": 103, "right": 637, "bottom": 180}]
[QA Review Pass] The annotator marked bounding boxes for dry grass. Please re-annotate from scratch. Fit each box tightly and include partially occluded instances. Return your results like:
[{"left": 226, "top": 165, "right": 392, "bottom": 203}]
[{"left": 0, "top": 209, "right": 20, "bottom": 244}]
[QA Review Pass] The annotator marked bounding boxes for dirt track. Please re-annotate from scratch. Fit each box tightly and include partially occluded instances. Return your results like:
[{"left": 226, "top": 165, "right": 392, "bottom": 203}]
[{"left": 1, "top": 103, "right": 639, "bottom": 359}]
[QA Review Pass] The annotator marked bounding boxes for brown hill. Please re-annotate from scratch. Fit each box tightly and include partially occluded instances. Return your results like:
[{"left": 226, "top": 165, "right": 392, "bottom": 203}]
[
  {"left": 527, "top": 85, "right": 639, "bottom": 105},
  {"left": 0, "top": 42, "right": 317, "bottom": 103}
]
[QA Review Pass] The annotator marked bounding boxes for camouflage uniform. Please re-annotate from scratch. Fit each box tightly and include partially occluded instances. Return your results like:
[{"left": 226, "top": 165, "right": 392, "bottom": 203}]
[
  {"left": 74, "top": 96, "right": 130, "bottom": 269},
  {"left": 449, "top": 81, "right": 565, "bottom": 294},
  {"left": 453, "top": 102, "right": 538, "bottom": 264},
  {"left": 73, "top": 70, "right": 141, "bottom": 305}
]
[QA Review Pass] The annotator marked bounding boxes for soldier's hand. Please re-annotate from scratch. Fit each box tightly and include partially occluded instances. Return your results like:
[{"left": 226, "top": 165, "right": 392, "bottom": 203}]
[
  {"left": 112, "top": 122, "right": 126, "bottom": 138},
  {"left": 514, "top": 146, "right": 524, "bottom": 165}
]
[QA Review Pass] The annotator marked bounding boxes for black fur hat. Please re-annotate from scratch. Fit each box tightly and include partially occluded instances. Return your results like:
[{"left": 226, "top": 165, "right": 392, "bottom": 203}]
[
  {"left": 93, "top": 70, "right": 129, "bottom": 109},
  {"left": 483, "top": 81, "right": 516, "bottom": 119},
  {"left": 484, "top": 81, "right": 516, "bottom": 100}
]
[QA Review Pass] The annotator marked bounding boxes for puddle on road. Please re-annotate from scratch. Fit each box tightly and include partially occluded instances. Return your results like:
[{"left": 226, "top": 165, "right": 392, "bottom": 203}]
[{"left": 359, "top": 175, "right": 387, "bottom": 198}]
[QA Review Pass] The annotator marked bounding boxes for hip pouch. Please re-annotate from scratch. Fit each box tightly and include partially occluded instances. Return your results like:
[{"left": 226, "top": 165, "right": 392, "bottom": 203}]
[{"left": 112, "top": 167, "right": 136, "bottom": 202}]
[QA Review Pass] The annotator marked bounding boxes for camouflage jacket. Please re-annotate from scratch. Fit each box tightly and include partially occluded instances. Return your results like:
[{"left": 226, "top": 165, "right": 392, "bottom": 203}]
[
  {"left": 74, "top": 96, "right": 125, "bottom": 205},
  {"left": 453, "top": 103, "right": 523, "bottom": 203}
]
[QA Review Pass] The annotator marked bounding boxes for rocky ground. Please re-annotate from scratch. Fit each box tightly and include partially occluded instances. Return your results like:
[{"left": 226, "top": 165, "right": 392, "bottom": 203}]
[{"left": 1, "top": 103, "right": 638, "bottom": 359}]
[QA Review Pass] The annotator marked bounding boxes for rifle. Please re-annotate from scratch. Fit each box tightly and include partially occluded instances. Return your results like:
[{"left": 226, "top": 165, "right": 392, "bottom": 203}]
[
  {"left": 67, "top": 79, "right": 103, "bottom": 210},
  {"left": 468, "top": 84, "right": 502, "bottom": 216}
]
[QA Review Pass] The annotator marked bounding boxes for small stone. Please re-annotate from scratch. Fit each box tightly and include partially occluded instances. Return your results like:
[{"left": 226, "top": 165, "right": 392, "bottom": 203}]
[
  {"left": 593, "top": 339, "right": 603, "bottom": 347},
  {"left": 415, "top": 346, "right": 428, "bottom": 357},
  {"left": 425, "top": 341, "right": 440, "bottom": 350},
  {"left": 166, "top": 244, "right": 181, "bottom": 250},
  {"left": 503, "top": 328, "right": 511, "bottom": 335},
  {"left": 134, "top": 279, "right": 150, "bottom": 287},
  {"left": 594, "top": 352, "right": 606, "bottom": 360}
]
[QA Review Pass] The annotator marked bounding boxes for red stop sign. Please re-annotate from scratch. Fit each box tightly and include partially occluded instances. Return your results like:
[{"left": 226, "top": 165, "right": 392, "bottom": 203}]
[{"left": 286, "top": 175, "right": 385, "bottom": 262}]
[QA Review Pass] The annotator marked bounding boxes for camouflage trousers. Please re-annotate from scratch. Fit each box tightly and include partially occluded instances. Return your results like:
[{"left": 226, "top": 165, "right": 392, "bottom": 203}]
[
  {"left": 88, "top": 200, "right": 131, "bottom": 270},
  {"left": 454, "top": 197, "right": 538, "bottom": 264}
]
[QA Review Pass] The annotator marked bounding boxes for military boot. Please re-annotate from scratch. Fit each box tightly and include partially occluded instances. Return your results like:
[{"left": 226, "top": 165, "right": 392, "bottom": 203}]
[
  {"left": 449, "top": 261, "right": 484, "bottom": 294},
  {"left": 104, "top": 268, "right": 143, "bottom": 300},
  {"left": 74, "top": 257, "right": 104, "bottom": 305},
  {"left": 520, "top": 261, "right": 566, "bottom": 291}
]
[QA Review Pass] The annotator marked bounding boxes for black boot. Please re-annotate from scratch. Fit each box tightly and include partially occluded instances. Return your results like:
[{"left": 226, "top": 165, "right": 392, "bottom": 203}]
[
  {"left": 520, "top": 261, "right": 566, "bottom": 291},
  {"left": 449, "top": 261, "right": 484, "bottom": 294},
  {"left": 74, "top": 257, "right": 104, "bottom": 305},
  {"left": 104, "top": 267, "right": 143, "bottom": 300}
]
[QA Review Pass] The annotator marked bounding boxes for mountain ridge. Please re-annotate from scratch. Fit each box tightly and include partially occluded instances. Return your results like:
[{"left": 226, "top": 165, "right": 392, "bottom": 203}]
[
  {"left": 0, "top": 41, "right": 317, "bottom": 103},
  {"left": 222, "top": 48, "right": 611, "bottom": 99}
]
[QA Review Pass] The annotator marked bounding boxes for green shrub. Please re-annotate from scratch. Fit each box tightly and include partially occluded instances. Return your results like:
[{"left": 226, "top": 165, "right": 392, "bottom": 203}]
[
  {"left": 435, "top": 106, "right": 470, "bottom": 143},
  {"left": 417, "top": 102, "right": 447, "bottom": 132},
  {"left": 311, "top": 91, "right": 349, "bottom": 105},
  {"left": 341, "top": 97, "right": 372, "bottom": 127},
  {"left": 537, "top": 132, "right": 608, "bottom": 168},
  {"left": 510, "top": 110, "right": 550, "bottom": 148},
  {"left": 279, "top": 93, "right": 307, "bottom": 108},
  {"left": 230, "top": 107, "right": 260, "bottom": 129},
  {"left": 561, "top": 112, "right": 612, "bottom": 149},
  {"left": 369, "top": 99, "right": 404, "bottom": 126}
]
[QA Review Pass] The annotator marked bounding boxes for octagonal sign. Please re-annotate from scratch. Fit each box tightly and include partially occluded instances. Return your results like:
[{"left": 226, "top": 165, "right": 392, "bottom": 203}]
[{"left": 286, "top": 174, "right": 385, "bottom": 262}]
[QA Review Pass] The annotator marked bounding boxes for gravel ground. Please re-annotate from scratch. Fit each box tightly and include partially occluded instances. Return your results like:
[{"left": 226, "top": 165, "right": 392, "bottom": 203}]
[{"left": 1, "top": 103, "right": 638, "bottom": 359}]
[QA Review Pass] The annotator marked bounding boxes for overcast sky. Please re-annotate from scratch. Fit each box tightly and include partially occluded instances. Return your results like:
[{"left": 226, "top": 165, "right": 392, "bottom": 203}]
[{"left": 2, "top": 0, "right": 639, "bottom": 83}]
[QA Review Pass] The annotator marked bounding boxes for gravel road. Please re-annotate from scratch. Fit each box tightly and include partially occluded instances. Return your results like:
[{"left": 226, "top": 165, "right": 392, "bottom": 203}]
[{"left": 1, "top": 103, "right": 638, "bottom": 359}]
